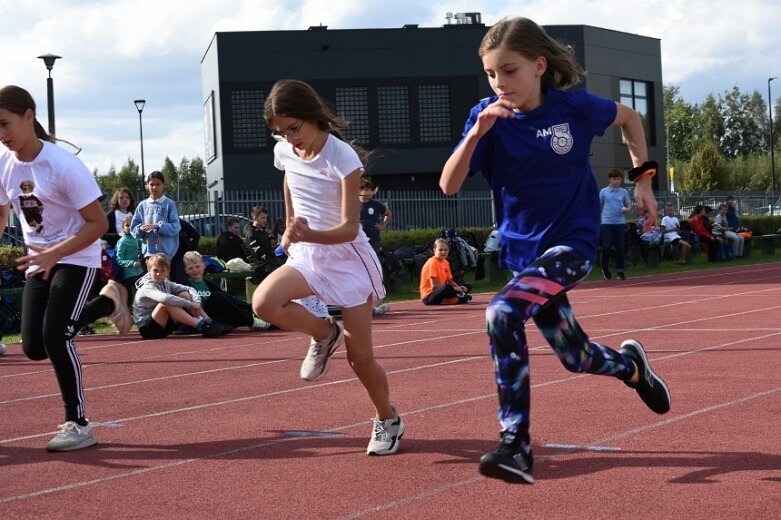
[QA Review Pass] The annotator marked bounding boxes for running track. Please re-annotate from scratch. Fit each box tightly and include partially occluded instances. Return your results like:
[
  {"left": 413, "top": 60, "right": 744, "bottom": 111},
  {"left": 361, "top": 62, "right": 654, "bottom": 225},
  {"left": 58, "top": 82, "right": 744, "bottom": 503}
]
[{"left": 1, "top": 263, "right": 780, "bottom": 518}]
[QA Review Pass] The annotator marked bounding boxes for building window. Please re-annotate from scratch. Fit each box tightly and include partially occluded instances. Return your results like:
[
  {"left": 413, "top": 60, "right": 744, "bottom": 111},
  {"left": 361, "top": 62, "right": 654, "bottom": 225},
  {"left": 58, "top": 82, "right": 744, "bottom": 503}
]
[
  {"left": 620, "top": 79, "right": 654, "bottom": 145},
  {"left": 335, "top": 86, "right": 370, "bottom": 143},
  {"left": 230, "top": 89, "right": 266, "bottom": 149},
  {"left": 418, "top": 85, "right": 451, "bottom": 142},
  {"left": 377, "top": 85, "right": 410, "bottom": 144}
]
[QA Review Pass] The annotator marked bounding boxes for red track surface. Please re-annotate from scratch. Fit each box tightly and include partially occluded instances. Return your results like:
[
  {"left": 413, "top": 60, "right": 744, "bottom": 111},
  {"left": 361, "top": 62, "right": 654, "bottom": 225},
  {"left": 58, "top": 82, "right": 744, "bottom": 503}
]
[{"left": 2, "top": 263, "right": 780, "bottom": 519}]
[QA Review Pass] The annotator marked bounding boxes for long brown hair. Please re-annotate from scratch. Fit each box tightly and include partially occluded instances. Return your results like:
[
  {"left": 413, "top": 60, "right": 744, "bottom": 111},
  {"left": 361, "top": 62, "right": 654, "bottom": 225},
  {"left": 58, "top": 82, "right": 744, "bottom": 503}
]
[
  {"left": 479, "top": 17, "right": 584, "bottom": 91},
  {"left": 264, "top": 79, "right": 372, "bottom": 167},
  {"left": 110, "top": 187, "right": 136, "bottom": 211},
  {"left": 0, "top": 85, "right": 56, "bottom": 143}
]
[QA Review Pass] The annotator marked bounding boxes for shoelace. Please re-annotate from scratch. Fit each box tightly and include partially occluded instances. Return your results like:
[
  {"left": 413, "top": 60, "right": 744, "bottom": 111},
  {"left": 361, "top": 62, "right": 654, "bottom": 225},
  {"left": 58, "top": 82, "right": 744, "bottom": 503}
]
[
  {"left": 372, "top": 418, "right": 387, "bottom": 440},
  {"left": 55, "top": 422, "right": 80, "bottom": 436}
]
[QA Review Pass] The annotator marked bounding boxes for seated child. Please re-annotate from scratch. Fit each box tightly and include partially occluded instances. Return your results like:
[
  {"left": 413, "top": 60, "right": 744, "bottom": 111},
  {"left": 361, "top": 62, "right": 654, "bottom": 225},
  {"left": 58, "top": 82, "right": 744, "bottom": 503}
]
[
  {"left": 115, "top": 215, "right": 146, "bottom": 293},
  {"left": 133, "top": 253, "right": 232, "bottom": 339},
  {"left": 420, "top": 238, "right": 472, "bottom": 305},
  {"left": 182, "top": 250, "right": 272, "bottom": 331}
]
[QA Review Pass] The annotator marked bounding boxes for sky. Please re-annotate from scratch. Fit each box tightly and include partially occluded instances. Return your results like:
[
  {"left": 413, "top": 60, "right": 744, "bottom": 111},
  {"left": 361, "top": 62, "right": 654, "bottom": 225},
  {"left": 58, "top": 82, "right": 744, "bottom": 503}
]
[{"left": 2, "top": 0, "right": 780, "bottom": 176}]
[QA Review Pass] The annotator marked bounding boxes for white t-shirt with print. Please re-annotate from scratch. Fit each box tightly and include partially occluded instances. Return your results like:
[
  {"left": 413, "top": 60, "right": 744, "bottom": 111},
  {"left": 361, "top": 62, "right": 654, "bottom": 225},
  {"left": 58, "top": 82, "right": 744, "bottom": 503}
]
[
  {"left": 0, "top": 140, "right": 103, "bottom": 271},
  {"left": 273, "top": 134, "right": 368, "bottom": 242}
]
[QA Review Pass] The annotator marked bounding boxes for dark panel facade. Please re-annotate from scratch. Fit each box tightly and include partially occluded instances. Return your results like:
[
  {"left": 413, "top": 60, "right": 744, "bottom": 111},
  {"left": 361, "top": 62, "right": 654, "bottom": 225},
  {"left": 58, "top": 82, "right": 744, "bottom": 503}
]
[{"left": 201, "top": 20, "right": 665, "bottom": 192}]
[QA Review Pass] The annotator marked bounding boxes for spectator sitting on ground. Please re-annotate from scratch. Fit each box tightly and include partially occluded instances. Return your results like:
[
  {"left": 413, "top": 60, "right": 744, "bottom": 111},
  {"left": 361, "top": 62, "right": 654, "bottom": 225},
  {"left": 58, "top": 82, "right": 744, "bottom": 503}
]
[
  {"left": 660, "top": 204, "right": 690, "bottom": 265},
  {"left": 133, "top": 253, "right": 232, "bottom": 339},
  {"left": 715, "top": 203, "right": 744, "bottom": 258},
  {"left": 182, "top": 251, "right": 271, "bottom": 331},
  {"left": 419, "top": 238, "right": 472, "bottom": 305},
  {"left": 216, "top": 216, "right": 247, "bottom": 263}
]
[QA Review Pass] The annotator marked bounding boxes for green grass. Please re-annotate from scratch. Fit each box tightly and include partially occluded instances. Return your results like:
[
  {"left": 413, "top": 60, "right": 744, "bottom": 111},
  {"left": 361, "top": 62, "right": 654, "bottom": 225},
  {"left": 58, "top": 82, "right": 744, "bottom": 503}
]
[{"left": 383, "top": 244, "right": 781, "bottom": 303}]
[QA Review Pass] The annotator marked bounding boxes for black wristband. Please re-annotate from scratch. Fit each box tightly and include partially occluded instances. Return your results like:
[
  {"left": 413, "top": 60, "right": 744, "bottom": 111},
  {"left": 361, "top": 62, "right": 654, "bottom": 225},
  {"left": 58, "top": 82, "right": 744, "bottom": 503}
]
[{"left": 628, "top": 160, "right": 658, "bottom": 182}]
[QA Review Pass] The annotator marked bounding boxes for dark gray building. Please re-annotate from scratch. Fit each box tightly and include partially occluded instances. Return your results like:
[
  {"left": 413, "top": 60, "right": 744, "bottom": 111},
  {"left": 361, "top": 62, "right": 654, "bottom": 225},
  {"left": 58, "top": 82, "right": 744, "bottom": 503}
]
[{"left": 201, "top": 15, "right": 665, "bottom": 192}]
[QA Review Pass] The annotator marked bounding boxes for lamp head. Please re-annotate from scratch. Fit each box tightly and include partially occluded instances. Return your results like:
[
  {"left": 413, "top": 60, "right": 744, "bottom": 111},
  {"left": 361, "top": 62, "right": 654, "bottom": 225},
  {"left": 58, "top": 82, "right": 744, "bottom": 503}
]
[
  {"left": 37, "top": 54, "right": 62, "bottom": 73},
  {"left": 134, "top": 99, "right": 146, "bottom": 113}
]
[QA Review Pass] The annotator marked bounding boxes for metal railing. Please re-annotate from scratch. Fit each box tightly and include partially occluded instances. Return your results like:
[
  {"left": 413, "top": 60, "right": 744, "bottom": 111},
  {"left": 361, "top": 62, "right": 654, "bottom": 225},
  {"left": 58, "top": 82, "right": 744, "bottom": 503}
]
[{"left": 3, "top": 189, "right": 778, "bottom": 244}]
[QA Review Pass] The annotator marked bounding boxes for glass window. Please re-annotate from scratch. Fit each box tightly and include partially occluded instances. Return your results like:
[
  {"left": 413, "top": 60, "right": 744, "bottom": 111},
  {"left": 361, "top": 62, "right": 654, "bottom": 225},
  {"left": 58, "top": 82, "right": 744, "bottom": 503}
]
[
  {"left": 230, "top": 89, "right": 266, "bottom": 149},
  {"left": 377, "top": 85, "right": 410, "bottom": 144},
  {"left": 335, "top": 86, "right": 370, "bottom": 143},
  {"left": 619, "top": 79, "right": 654, "bottom": 146},
  {"left": 418, "top": 85, "right": 451, "bottom": 142}
]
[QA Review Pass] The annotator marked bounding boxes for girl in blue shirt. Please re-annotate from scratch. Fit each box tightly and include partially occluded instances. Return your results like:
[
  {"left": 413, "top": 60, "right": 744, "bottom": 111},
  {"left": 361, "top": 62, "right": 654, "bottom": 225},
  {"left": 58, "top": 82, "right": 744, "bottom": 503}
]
[{"left": 440, "top": 17, "right": 670, "bottom": 484}]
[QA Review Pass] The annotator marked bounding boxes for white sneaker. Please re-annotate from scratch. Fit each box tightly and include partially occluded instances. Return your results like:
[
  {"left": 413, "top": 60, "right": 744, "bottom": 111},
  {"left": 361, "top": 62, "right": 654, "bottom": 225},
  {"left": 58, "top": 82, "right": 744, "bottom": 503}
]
[
  {"left": 0, "top": 343, "right": 6, "bottom": 355},
  {"left": 46, "top": 421, "right": 97, "bottom": 452},
  {"left": 300, "top": 318, "right": 344, "bottom": 381},
  {"left": 366, "top": 406, "right": 405, "bottom": 455},
  {"left": 251, "top": 315, "right": 272, "bottom": 331},
  {"left": 99, "top": 280, "right": 131, "bottom": 335},
  {"left": 372, "top": 303, "right": 391, "bottom": 315}
]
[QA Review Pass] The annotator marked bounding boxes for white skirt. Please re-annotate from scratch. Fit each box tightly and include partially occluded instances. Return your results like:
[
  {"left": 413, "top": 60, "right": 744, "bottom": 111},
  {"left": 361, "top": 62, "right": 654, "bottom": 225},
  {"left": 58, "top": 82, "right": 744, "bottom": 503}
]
[{"left": 286, "top": 240, "right": 386, "bottom": 308}]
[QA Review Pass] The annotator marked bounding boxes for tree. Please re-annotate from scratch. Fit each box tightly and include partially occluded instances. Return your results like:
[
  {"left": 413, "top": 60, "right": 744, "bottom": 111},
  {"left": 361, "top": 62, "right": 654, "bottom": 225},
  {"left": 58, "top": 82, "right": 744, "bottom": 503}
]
[
  {"left": 696, "top": 94, "right": 724, "bottom": 153},
  {"left": 663, "top": 85, "right": 698, "bottom": 163},
  {"left": 160, "top": 157, "right": 178, "bottom": 196},
  {"left": 719, "top": 87, "right": 767, "bottom": 158},
  {"left": 684, "top": 140, "right": 726, "bottom": 191},
  {"left": 179, "top": 157, "right": 207, "bottom": 195},
  {"left": 94, "top": 159, "right": 144, "bottom": 199}
]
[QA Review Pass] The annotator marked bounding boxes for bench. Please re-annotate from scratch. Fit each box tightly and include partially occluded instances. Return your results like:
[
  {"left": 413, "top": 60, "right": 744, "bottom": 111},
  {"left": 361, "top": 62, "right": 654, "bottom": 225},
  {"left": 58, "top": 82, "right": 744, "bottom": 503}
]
[{"left": 751, "top": 234, "right": 781, "bottom": 256}]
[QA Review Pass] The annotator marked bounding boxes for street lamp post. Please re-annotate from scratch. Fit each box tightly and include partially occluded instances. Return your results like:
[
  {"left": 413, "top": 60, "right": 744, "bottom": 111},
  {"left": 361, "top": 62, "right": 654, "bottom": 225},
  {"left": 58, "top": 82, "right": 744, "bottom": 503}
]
[
  {"left": 769, "top": 77, "right": 777, "bottom": 214},
  {"left": 37, "top": 54, "right": 62, "bottom": 136},
  {"left": 134, "top": 99, "right": 146, "bottom": 187}
]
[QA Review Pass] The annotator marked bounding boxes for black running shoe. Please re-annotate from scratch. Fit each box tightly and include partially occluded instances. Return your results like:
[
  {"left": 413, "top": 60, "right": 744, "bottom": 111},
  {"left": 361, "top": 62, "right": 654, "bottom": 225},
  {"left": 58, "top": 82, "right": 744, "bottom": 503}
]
[
  {"left": 602, "top": 267, "right": 612, "bottom": 280},
  {"left": 616, "top": 272, "right": 626, "bottom": 280},
  {"left": 620, "top": 339, "right": 671, "bottom": 414},
  {"left": 200, "top": 319, "right": 233, "bottom": 338},
  {"left": 478, "top": 432, "right": 534, "bottom": 484}
]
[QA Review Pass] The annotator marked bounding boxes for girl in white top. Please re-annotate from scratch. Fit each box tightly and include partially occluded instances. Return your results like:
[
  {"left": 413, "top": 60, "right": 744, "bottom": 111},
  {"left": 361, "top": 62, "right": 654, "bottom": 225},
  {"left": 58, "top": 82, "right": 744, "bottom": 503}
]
[
  {"left": 252, "top": 80, "right": 403, "bottom": 456},
  {"left": 0, "top": 85, "right": 130, "bottom": 452},
  {"left": 661, "top": 205, "right": 691, "bottom": 265}
]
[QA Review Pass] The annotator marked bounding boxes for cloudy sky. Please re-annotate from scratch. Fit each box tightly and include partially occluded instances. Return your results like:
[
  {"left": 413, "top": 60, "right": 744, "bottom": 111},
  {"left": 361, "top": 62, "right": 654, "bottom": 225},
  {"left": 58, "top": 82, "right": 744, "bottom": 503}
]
[{"left": 2, "top": 0, "right": 780, "bottom": 175}]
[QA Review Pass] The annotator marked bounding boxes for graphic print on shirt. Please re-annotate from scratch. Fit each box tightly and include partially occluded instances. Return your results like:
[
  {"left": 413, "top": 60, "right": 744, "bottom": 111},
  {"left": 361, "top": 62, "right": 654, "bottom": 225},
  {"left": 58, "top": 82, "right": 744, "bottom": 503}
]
[
  {"left": 549, "top": 123, "right": 573, "bottom": 155},
  {"left": 18, "top": 179, "right": 44, "bottom": 235}
]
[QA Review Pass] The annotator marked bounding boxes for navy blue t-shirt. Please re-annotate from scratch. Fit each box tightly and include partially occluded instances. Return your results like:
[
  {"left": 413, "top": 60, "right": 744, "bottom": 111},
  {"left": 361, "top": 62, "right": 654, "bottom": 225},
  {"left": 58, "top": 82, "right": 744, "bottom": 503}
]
[
  {"left": 360, "top": 198, "right": 387, "bottom": 248},
  {"left": 457, "top": 89, "right": 617, "bottom": 271}
]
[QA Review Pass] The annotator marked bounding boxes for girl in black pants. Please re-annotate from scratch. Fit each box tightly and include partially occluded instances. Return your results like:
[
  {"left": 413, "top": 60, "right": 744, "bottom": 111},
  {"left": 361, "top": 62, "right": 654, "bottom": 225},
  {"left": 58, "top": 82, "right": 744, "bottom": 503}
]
[{"left": 0, "top": 85, "right": 114, "bottom": 452}]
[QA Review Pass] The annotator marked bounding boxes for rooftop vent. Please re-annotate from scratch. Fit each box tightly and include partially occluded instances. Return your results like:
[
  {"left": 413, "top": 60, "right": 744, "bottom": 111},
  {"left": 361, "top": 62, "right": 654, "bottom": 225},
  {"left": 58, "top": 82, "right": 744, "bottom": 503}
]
[
  {"left": 308, "top": 24, "right": 327, "bottom": 31},
  {"left": 445, "top": 12, "right": 482, "bottom": 25}
]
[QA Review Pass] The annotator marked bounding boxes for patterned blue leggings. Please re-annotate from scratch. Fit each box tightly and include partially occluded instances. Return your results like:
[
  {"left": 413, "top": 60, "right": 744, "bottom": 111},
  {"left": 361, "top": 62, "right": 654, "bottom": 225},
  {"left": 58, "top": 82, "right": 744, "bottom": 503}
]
[{"left": 486, "top": 246, "right": 635, "bottom": 451}]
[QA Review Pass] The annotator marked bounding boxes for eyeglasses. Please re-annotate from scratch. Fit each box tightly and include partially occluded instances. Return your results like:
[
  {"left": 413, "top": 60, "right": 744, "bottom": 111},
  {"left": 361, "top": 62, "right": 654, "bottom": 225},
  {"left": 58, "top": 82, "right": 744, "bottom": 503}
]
[{"left": 271, "top": 120, "right": 305, "bottom": 142}]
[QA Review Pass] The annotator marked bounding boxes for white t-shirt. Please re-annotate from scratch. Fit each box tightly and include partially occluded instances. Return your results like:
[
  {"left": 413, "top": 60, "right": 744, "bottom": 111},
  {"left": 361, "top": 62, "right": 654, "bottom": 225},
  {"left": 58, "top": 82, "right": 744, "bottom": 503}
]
[
  {"left": 0, "top": 140, "right": 103, "bottom": 271},
  {"left": 273, "top": 134, "right": 368, "bottom": 242},
  {"left": 661, "top": 215, "right": 682, "bottom": 240},
  {"left": 114, "top": 209, "right": 132, "bottom": 235}
]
